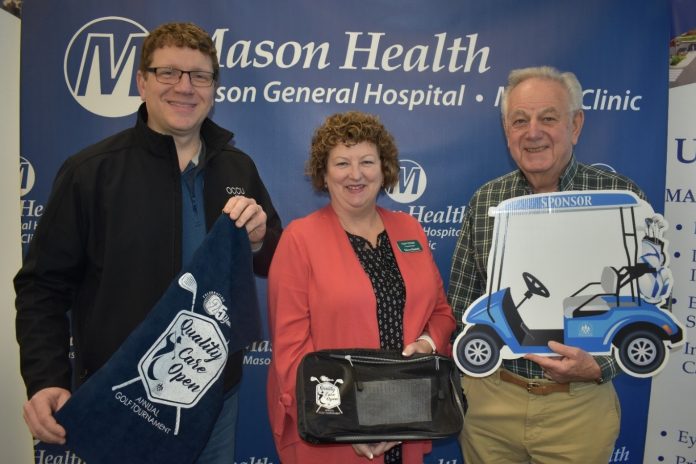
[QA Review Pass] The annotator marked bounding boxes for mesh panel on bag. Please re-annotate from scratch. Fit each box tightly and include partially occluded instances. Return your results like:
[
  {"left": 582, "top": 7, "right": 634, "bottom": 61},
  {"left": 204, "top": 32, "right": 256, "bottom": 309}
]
[{"left": 356, "top": 378, "right": 431, "bottom": 425}]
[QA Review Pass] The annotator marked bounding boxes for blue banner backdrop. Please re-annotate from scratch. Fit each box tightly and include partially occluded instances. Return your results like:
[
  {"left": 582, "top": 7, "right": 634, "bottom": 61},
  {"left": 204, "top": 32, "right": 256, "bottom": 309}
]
[
  {"left": 20, "top": 1, "right": 669, "bottom": 463},
  {"left": 644, "top": 1, "right": 696, "bottom": 462}
]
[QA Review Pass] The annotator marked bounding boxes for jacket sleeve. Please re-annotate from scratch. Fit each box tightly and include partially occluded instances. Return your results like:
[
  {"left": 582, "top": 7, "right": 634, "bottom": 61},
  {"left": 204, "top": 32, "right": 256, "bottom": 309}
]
[
  {"left": 14, "top": 160, "right": 86, "bottom": 397},
  {"left": 204, "top": 144, "right": 283, "bottom": 277},
  {"left": 243, "top": 160, "right": 282, "bottom": 277},
  {"left": 267, "top": 222, "right": 315, "bottom": 448},
  {"left": 424, "top": 270, "right": 457, "bottom": 355},
  {"left": 415, "top": 222, "right": 456, "bottom": 354}
]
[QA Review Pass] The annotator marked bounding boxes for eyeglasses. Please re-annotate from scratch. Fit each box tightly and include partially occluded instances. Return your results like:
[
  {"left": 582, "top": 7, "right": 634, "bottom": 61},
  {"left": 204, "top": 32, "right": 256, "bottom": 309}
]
[{"left": 146, "top": 67, "right": 216, "bottom": 87}]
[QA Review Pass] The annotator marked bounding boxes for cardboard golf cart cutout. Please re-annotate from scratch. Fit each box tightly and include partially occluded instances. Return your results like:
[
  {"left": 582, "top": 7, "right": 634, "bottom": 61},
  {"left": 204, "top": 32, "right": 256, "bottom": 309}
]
[{"left": 453, "top": 190, "right": 685, "bottom": 379}]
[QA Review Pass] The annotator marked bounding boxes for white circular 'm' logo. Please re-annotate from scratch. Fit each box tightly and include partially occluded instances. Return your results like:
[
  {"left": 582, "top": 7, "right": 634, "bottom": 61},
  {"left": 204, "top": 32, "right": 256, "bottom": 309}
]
[
  {"left": 64, "top": 17, "right": 148, "bottom": 117},
  {"left": 385, "top": 159, "right": 427, "bottom": 203},
  {"left": 591, "top": 162, "right": 617, "bottom": 173},
  {"left": 20, "top": 156, "right": 35, "bottom": 197}
]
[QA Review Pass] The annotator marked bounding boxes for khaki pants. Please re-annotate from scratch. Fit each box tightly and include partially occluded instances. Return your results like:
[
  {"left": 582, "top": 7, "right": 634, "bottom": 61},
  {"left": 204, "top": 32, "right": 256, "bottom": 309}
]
[{"left": 460, "top": 370, "right": 620, "bottom": 464}]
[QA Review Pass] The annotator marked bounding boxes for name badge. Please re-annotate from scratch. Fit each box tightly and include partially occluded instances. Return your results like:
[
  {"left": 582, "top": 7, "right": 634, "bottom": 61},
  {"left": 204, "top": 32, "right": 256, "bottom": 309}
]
[{"left": 397, "top": 240, "right": 423, "bottom": 253}]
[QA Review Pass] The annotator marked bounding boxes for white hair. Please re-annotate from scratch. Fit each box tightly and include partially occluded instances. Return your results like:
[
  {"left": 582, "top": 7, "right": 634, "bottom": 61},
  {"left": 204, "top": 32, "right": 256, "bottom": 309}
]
[{"left": 500, "top": 66, "right": 583, "bottom": 120}]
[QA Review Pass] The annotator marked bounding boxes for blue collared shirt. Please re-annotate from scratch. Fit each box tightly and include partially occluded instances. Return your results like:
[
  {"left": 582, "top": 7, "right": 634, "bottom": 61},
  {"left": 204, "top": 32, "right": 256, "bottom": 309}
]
[{"left": 181, "top": 142, "right": 207, "bottom": 267}]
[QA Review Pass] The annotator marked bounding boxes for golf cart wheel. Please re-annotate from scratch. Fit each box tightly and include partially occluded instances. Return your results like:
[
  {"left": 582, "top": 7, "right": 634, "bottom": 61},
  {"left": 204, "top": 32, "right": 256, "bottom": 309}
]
[
  {"left": 617, "top": 329, "right": 666, "bottom": 375},
  {"left": 454, "top": 329, "right": 501, "bottom": 375}
]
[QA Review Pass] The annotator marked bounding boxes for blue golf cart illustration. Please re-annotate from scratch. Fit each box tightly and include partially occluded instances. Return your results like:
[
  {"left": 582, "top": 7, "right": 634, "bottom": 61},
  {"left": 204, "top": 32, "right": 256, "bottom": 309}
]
[{"left": 453, "top": 191, "right": 684, "bottom": 378}]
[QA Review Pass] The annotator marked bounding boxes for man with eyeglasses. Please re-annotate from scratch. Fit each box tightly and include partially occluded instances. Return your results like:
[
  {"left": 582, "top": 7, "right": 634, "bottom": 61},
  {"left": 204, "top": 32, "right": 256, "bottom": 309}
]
[{"left": 14, "top": 22, "right": 282, "bottom": 463}]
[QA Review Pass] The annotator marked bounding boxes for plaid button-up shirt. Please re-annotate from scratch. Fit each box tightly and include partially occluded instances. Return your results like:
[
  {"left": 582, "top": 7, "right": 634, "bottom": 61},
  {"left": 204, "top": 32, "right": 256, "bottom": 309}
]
[{"left": 447, "top": 156, "right": 645, "bottom": 381}]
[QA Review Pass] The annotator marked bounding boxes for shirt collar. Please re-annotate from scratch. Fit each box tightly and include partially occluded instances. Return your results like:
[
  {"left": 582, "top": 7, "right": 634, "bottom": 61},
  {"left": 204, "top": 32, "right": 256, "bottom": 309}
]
[
  {"left": 184, "top": 139, "right": 207, "bottom": 173},
  {"left": 558, "top": 154, "right": 578, "bottom": 191},
  {"left": 515, "top": 154, "right": 578, "bottom": 193}
]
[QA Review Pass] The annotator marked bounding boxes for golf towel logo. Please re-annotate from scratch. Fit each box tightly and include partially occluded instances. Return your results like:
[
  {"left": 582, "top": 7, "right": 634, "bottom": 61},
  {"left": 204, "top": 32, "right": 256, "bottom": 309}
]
[
  {"left": 312, "top": 375, "right": 343, "bottom": 414},
  {"left": 54, "top": 216, "right": 261, "bottom": 464},
  {"left": 111, "top": 273, "right": 228, "bottom": 434},
  {"left": 203, "top": 291, "right": 231, "bottom": 327}
]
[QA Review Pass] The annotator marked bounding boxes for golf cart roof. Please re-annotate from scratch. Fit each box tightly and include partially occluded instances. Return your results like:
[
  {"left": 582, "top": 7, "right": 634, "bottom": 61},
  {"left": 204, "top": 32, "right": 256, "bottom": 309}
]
[{"left": 489, "top": 190, "right": 641, "bottom": 216}]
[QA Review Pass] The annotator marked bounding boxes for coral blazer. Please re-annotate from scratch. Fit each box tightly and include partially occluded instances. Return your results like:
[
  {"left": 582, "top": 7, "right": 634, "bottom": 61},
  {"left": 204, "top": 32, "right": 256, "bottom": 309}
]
[{"left": 267, "top": 205, "right": 456, "bottom": 464}]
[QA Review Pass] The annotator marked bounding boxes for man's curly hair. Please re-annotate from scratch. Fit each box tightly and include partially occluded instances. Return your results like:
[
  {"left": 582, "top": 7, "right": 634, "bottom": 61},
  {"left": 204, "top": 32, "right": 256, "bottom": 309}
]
[
  {"left": 139, "top": 22, "right": 219, "bottom": 80},
  {"left": 306, "top": 111, "right": 399, "bottom": 192}
]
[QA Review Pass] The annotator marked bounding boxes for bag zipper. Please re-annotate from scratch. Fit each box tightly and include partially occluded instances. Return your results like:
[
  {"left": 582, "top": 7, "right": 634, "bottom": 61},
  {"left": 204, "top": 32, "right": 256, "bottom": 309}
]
[
  {"left": 339, "top": 353, "right": 440, "bottom": 365},
  {"left": 342, "top": 354, "right": 446, "bottom": 397}
]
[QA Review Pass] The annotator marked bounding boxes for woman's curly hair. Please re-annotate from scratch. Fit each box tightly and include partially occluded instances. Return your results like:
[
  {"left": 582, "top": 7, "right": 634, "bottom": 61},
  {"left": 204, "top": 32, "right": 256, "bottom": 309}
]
[{"left": 306, "top": 111, "right": 399, "bottom": 192}]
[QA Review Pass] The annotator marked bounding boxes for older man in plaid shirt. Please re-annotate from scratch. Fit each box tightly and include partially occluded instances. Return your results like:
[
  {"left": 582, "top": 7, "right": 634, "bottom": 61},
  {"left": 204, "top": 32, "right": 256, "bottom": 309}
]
[{"left": 448, "top": 66, "right": 645, "bottom": 463}]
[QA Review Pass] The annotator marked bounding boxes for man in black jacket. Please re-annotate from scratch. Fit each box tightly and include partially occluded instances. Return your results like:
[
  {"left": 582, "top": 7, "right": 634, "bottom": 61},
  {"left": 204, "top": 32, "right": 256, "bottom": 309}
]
[{"left": 14, "top": 22, "right": 282, "bottom": 463}]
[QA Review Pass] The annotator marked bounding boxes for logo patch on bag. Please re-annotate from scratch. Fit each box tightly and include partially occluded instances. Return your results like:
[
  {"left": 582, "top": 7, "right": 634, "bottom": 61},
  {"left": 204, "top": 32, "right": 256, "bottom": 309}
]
[{"left": 311, "top": 376, "right": 343, "bottom": 414}]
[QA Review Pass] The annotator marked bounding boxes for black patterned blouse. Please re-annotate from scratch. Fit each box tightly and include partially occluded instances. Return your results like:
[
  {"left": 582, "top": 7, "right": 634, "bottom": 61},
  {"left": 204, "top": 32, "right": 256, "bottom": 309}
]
[{"left": 346, "top": 229, "right": 406, "bottom": 464}]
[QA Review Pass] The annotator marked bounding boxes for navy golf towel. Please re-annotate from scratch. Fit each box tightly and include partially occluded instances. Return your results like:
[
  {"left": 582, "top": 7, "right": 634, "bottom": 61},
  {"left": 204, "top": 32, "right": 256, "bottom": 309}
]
[{"left": 55, "top": 215, "right": 261, "bottom": 464}]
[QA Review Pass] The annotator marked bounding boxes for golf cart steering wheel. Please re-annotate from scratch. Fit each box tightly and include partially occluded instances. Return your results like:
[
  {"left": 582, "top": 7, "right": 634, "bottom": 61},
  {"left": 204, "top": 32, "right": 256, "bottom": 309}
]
[{"left": 522, "top": 272, "right": 550, "bottom": 298}]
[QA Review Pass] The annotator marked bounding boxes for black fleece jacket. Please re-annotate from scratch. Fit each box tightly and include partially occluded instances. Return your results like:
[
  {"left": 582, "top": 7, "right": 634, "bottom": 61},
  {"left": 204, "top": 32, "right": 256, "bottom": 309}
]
[{"left": 15, "top": 104, "right": 282, "bottom": 397}]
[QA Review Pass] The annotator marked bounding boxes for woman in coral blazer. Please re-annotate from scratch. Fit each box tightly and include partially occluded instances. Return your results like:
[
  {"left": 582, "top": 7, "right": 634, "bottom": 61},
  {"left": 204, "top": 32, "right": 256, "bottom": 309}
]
[{"left": 267, "top": 111, "right": 456, "bottom": 464}]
